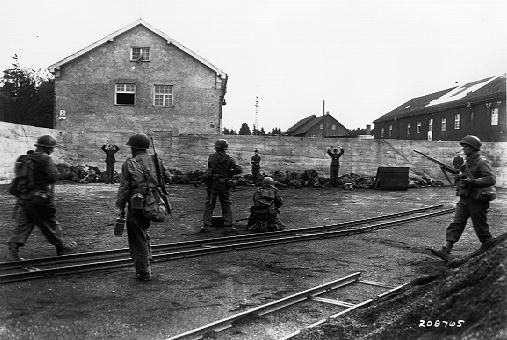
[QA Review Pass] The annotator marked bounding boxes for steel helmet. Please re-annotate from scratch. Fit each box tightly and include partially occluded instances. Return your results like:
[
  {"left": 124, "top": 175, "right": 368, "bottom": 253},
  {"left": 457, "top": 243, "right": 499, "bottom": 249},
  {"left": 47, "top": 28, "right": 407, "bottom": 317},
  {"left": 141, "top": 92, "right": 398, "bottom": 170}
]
[
  {"left": 215, "top": 139, "right": 228, "bottom": 150},
  {"left": 126, "top": 133, "right": 150, "bottom": 150},
  {"left": 34, "top": 135, "right": 58, "bottom": 148},
  {"left": 262, "top": 177, "right": 275, "bottom": 186},
  {"left": 460, "top": 135, "right": 482, "bottom": 150}
]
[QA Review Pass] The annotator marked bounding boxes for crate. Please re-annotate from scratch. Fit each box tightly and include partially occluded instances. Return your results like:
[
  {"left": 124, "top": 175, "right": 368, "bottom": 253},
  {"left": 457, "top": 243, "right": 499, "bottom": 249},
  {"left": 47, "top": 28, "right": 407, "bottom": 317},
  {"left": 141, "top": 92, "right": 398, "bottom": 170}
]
[{"left": 373, "top": 167, "right": 409, "bottom": 190}]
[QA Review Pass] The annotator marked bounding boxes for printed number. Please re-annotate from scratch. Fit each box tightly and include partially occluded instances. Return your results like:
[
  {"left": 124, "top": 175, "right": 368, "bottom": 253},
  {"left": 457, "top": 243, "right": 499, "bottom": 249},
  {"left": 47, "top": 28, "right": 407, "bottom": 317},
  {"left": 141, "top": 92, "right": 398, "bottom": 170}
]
[
  {"left": 450, "top": 321, "right": 455, "bottom": 327},
  {"left": 457, "top": 320, "right": 465, "bottom": 327},
  {"left": 427, "top": 321, "right": 432, "bottom": 327},
  {"left": 419, "top": 320, "right": 425, "bottom": 327},
  {"left": 442, "top": 321, "right": 448, "bottom": 327},
  {"left": 434, "top": 320, "right": 440, "bottom": 327},
  {"left": 420, "top": 320, "right": 463, "bottom": 328}
]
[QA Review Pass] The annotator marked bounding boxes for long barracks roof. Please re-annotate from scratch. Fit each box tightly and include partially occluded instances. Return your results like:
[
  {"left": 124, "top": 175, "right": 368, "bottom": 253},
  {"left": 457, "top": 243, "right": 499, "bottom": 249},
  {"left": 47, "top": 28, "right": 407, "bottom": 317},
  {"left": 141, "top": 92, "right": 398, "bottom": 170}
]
[
  {"left": 374, "top": 74, "right": 506, "bottom": 123},
  {"left": 48, "top": 18, "right": 227, "bottom": 78}
]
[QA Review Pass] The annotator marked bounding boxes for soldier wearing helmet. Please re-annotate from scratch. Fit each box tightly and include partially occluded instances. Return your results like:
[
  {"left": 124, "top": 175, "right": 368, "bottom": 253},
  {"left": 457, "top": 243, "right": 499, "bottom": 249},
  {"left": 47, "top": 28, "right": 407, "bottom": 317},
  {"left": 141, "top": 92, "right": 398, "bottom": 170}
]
[
  {"left": 247, "top": 176, "right": 284, "bottom": 232},
  {"left": 201, "top": 139, "right": 242, "bottom": 233},
  {"left": 432, "top": 135, "right": 496, "bottom": 261},
  {"left": 6, "top": 135, "right": 76, "bottom": 261},
  {"left": 116, "top": 133, "right": 172, "bottom": 281}
]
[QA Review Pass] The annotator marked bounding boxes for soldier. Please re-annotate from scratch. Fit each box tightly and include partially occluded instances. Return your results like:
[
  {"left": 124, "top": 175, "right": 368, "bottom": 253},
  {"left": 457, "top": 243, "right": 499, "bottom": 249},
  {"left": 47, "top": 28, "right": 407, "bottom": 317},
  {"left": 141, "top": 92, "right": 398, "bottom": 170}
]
[
  {"left": 251, "top": 149, "right": 261, "bottom": 184},
  {"left": 101, "top": 142, "right": 120, "bottom": 184},
  {"left": 327, "top": 146, "right": 344, "bottom": 187},
  {"left": 6, "top": 135, "right": 76, "bottom": 261},
  {"left": 247, "top": 177, "right": 284, "bottom": 232},
  {"left": 116, "top": 133, "right": 171, "bottom": 281},
  {"left": 201, "top": 139, "right": 242, "bottom": 233},
  {"left": 432, "top": 135, "right": 496, "bottom": 261}
]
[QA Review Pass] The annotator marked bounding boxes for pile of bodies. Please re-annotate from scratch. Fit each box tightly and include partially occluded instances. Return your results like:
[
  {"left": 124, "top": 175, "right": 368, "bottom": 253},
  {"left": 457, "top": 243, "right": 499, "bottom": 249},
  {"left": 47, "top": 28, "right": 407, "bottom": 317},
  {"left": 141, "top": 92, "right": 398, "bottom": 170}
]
[{"left": 56, "top": 163, "right": 446, "bottom": 189}]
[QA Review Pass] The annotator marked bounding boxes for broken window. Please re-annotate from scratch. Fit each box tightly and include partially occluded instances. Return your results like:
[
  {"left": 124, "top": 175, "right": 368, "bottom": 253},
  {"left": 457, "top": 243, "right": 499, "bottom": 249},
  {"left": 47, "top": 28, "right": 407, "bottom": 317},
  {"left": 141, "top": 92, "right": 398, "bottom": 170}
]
[
  {"left": 131, "top": 47, "right": 150, "bottom": 62},
  {"left": 115, "top": 83, "right": 136, "bottom": 105},
  {"left": 154, "top": 85, "right": 173, "bottom": 106},
  {"left": 491, "top": 108, "right": 498, "bottom": 126}
]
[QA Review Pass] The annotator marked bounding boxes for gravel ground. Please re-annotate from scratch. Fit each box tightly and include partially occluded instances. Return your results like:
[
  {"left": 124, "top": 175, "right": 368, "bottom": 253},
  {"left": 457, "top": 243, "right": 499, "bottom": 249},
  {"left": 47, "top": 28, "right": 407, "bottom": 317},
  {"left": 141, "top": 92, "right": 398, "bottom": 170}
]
[{"left": 0, "top": 183, "right": 505, "bottom": 339}]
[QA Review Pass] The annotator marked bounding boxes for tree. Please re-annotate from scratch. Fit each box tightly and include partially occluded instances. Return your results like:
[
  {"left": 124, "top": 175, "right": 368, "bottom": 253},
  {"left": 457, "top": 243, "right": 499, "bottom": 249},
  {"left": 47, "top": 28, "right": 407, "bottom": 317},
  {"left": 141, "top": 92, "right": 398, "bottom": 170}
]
[
  {"left": 222, "top": 127, "right": 237, "bottom": 135},
  {"left": 260, "top": 127, "right": 266, "bottom": 135},
  {"left": 0, "top": 54, "right": 54, "bottom": 128},
  {"left": 268, "top": 127, "right": 281, "bottom": 135},
  {"left": 238, "top": 123, "right": 251, "bottom": 135}
]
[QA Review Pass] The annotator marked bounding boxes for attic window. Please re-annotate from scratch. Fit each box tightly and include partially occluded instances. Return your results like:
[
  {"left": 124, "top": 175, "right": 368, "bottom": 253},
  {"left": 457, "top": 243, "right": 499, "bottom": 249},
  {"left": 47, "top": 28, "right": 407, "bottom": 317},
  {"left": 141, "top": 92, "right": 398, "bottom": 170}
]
[
  {"left": 131, "top": 47, "right": 150, "bottom": 62},
  {"left": 331, "top": 124, "right": 337, "bottom": 130},
  {"left": 405, "top": 105, "right": 411, "bottom": 109},
  {"left": 115, "top": 83, "right": 136, "bottom": 105}
]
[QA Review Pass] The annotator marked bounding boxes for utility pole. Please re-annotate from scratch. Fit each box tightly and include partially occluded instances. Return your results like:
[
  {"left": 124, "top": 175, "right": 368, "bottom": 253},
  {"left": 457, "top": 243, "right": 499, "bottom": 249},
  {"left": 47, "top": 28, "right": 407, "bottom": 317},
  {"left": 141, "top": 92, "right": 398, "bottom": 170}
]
[
  {"left": 255, "top": 96, "right": 259, "bottom": 134},
  {"left": 322, "top": 99, "right": 325, "bottom": 138}
]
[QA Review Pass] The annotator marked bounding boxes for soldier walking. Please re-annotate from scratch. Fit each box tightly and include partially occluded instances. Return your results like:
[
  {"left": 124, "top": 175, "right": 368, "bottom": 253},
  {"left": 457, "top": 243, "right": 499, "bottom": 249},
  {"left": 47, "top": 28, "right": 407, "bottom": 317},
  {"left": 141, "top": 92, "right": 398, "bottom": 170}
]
[
  {"left": 251, "top": 149, "right": 261, "bottom": 184},
  {"left": 6, "top": 135, "right": 76, "bottom": 261},
  {"left": 115, "top": 133, "right": 171, "bottom": 281},
  {"left": 201, "top": 139, "right": 242, "bottom": 233},
  {"left": 101, "top": 142, "right": 120, "bottom": 184},
  {"left": 327, "top": 146, "right": 344, "bottom": 187},
  {"left": 431, "top": 135, "right": 496, "bottom": 261}
]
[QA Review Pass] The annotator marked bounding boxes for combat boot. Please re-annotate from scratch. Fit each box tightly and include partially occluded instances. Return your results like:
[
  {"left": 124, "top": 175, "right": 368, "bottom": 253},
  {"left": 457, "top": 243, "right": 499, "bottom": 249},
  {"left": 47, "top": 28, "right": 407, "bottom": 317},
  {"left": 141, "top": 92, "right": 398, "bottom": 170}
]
[
  {"left": 136, "top": 272, "right": 152, "bottom": 281},
  {"left": 431, "top": 247, "right": 451, "bottom": 261},
  {"left": 56, "top": 240, "right": 77, "bottom": 256},
  {"left": 6, "top": 242, "right": 21, "bottom": 262},
  {"left": 200, "top": 225, "right": 210, "bottom": 233}
]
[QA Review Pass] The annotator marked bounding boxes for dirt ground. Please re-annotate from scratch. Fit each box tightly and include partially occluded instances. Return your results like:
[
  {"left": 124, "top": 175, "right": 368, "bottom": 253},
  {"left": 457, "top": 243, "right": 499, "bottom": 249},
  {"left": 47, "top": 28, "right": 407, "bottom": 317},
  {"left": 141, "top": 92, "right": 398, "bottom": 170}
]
[{"left": 0, "top": 182, "right": 505, "bottom": 340}]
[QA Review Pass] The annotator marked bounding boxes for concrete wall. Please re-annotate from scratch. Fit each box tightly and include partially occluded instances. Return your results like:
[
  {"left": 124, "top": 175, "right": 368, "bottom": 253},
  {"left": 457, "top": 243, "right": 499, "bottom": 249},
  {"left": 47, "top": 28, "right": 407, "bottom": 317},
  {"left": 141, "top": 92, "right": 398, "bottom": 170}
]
[
  {"left": 2, "top": 121, "right": 506, "bottom": 187},
  {"left": 54, "top": 25, "right": 225, "bottom": 135}
]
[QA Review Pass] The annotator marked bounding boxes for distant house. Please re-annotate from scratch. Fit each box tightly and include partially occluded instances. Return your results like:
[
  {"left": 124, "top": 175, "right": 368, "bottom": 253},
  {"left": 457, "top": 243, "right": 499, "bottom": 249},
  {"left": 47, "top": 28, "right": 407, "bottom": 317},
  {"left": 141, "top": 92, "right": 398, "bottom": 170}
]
[
  {"left": 48, "top": 19, "right": 228, "bottom": 136},
  {"left": 285, "top": 113, "right": 350, "bottom": 138},
  {"left": 373, "top": 74, "right": 506, "bottom": 142}
]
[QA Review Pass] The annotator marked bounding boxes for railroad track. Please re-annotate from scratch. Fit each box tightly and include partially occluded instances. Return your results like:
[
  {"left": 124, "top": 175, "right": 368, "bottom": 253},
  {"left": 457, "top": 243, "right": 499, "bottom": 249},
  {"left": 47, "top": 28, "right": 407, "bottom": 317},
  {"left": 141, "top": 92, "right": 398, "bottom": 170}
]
[
  {"left": 167, "top": 272, "right": 406, "bottom": 340},
  {"left": 0, "top": 204, "right": 452, "bottom": 284}
]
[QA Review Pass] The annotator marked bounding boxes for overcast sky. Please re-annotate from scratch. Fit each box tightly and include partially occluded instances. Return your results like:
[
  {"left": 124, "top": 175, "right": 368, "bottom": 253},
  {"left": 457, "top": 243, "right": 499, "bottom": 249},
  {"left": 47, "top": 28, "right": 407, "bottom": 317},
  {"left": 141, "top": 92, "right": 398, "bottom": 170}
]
[{"left": 2, "top": 0, "right": 506, "bottom": 132}]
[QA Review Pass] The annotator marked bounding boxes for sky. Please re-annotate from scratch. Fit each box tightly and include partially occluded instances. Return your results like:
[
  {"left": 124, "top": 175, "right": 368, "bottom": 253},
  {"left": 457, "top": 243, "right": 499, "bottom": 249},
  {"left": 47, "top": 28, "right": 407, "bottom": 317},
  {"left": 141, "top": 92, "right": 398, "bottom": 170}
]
[{"left": 2, "top": 0, "right": 506, "bottom": 132}]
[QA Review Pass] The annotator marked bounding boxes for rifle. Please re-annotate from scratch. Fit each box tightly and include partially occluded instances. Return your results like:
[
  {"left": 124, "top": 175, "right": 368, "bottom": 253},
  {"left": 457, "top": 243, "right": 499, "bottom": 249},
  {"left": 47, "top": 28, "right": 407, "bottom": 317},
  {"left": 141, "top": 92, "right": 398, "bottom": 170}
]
[
  {"left": 150, "top": 137, "right": 172, "bottom": 214},
  {"left": 413, "top": 149, "right": 458, "bottom": 185}
]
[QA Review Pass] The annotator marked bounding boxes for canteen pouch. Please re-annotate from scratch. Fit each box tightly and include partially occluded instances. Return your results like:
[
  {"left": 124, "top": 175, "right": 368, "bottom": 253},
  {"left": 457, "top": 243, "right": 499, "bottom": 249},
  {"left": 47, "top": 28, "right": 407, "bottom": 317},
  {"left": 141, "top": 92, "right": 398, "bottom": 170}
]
[{"left": 130, "top": 193, "right": 145, "bottom": 210}]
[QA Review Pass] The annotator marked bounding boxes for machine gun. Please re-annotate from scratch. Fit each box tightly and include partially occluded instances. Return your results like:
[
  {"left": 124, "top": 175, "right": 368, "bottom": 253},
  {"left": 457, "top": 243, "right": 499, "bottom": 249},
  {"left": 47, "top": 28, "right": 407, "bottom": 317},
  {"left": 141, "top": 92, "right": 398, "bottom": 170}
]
[
  {"left": 413, "top": 149, "right": 459, "bottom": 185},
  {"left": 150, "top": 137, "right": 172, "bottom": 214}
]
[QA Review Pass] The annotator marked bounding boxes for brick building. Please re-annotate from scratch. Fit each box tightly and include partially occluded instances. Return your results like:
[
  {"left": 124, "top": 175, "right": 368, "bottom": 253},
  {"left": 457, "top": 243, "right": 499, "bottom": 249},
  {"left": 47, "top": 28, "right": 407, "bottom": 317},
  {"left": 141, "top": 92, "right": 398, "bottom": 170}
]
[
  {"left": 285, "top": 113, "right": 350, "bottom": 138},
  {"left": 373, "top": 74, "right": 506, "bottom": 142},
  {"left": 49, "top": 19, "right": 227, "bottom": 137}
]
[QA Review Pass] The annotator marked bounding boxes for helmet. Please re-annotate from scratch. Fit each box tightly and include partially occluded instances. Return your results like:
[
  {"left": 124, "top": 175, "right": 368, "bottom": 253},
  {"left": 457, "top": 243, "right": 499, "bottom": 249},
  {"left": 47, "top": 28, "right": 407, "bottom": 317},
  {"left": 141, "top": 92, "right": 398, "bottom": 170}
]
[
  {"left": 460, "top": 135, "right": 481, "bottom": 150},
  {"left": 215, "top": 139, "right": 228, "bottom": 150},
  {"left": 126, "top": 133, "right": 150, "bottom": 149},
  {"left": 262, "top": 177, "right": 275, "bottom": 186},
  {"left": 34, "top": 135, "right": 58, "bottom": 148}
]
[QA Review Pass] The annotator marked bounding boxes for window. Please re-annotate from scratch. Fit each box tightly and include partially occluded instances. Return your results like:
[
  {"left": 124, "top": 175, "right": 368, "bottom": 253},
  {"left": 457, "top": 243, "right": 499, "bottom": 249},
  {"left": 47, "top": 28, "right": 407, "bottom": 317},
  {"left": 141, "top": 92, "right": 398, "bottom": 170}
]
[
  {"left": 491, "top": 108, "right": 498, "bottom": 125},
  {"left": 380, "top": 127, "right": 385, "bottom": 137},
  {"left": 131, "top": 47, "right": 150, "bottom": 62},
  {"left": 331, "top": 124, "right": 336, "bottom": 130},
  {"left": 454, "top": 113, "right": 461, "bottom": 129},
  {"left": 154, "top": 85, "right": 173, "bottom": 106},
  {"left": 115, "top": 83, "right": 136, "bottom": 105},
  {"left": 441, "top": 117, "right": 447, "bottom": 131},
  {"left": 407, "top": 123, "right": 411, "bottom": 136},
  {"left": 389, "top": 125, "right": 392, "bottom": 137},
  {"left": 416, "top": 122, "right": 422, "bottom": 133},
  {"left": 319, "top": 123, "right": 324, "bottom": 130},
  {"left": 428, "top": 118, "right": 433, "bottom": 132}
]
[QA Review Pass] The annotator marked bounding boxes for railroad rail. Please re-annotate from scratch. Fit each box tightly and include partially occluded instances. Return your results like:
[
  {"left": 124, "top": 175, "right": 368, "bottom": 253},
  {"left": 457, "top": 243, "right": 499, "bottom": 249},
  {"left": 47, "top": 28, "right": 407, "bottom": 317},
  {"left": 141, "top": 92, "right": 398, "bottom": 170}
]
[
  {"left": 167, "top": 272, "right": 406, "bottom": 340},
  {"left": 0, "top": 204, "right": 452, "bottom": 284}
]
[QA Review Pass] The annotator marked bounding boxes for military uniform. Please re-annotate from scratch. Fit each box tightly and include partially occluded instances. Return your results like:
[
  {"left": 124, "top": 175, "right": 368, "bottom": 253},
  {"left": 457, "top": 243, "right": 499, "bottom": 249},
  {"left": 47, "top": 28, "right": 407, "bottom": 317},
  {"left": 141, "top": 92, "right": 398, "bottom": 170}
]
[
  {"left": 101, "top": 144, "right": 120, "bottom": 184},
  {"left": 432, "top": 135, "right": 496, "bottom": 261},
  {"left": 7, "top": 135, "right": 75, "bottom": 261},
  {"left": 116, "top": 133, "right": 171, "bottom": 281},
  {"left": 327, "top": 147, "right": 344, "bottom": 187},
  {"left": 251, "top": 151, "right": 261, "bottom": 184},
  {"left": 248, "top": 178, "right": 283, "bottom": 231},
  {"left": 202, "top": 141, "right": 242, "bottom": 232}
]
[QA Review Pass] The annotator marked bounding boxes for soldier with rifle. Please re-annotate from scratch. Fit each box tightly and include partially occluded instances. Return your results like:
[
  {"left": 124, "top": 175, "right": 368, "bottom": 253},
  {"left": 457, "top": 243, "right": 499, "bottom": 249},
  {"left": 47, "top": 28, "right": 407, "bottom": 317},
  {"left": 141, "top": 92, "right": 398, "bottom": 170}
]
[
  {"left": 421, "top": 136, "right": 497, "bottom": 261},
  {"left": 201, "top": 139, "right": 242, "bottom": 233},
  {"left": 116, "top": 133, "right": 172, "bottom": 281}
]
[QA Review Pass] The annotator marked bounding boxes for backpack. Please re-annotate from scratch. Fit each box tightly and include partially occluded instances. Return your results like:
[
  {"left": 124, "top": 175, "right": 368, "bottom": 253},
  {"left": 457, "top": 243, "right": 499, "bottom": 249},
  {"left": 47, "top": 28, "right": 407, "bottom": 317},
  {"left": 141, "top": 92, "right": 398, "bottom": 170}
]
[{"left": 8, "top": 154, "right": 35, "bottom": 198}]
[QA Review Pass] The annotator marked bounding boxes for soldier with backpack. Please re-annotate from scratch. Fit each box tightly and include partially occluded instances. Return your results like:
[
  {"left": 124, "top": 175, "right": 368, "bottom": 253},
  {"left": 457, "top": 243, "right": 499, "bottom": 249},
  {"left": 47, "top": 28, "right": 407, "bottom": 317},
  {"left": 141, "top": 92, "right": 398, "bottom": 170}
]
[
  {"left": 247, "top": 177, "right": 284, "bottom": 232},
  {"left": 6, "top": 135, "right": 76, "bottom": 261}
]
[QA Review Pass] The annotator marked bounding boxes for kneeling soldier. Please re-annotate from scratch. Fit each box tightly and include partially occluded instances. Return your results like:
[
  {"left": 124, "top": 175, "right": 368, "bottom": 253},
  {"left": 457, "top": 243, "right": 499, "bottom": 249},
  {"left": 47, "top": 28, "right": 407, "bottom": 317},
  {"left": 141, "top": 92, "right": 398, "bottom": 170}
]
[{"left": 247, "top": 177, "right": 284, "bottom": 232}]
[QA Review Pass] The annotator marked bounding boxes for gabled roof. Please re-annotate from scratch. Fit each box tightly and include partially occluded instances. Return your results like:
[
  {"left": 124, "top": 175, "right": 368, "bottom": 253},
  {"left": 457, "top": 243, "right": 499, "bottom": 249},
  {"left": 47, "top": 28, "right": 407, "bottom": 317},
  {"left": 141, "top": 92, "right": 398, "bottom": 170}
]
[
  {"left": 374, "top": 74, "right": 506, "bottom": 123},
  {"left": 48, "top": 18, "right": 227, "bottom": 78},
  {"left": 286, "top": 113, "right": 349, "bottom": 136}
]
